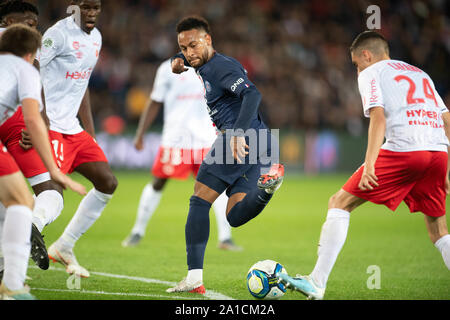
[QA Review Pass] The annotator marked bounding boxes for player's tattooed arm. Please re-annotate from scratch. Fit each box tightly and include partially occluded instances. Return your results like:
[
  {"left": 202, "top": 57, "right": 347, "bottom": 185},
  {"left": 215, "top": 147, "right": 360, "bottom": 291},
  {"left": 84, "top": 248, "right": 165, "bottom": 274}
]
[
  {"left": 359, "top": 106, "right": 386, "bottom": 191},
  {"left": 134, "top": 100, "right": 163, "bottom": 151},
  {"left": 78, "top": 88, "right": 96, "bottom": 138}
]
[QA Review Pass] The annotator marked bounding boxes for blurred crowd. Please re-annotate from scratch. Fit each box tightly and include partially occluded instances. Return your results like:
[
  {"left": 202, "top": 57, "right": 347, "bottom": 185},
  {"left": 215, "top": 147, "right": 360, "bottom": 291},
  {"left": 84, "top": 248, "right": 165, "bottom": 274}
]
[{"left": 31, "top": 0, "right": 450, "bottom": 135}]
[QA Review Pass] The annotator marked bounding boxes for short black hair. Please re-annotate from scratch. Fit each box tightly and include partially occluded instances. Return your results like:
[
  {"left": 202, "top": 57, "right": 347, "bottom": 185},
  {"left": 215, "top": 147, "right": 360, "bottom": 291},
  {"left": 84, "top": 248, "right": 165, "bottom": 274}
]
[
  {"left": 176, "top": 16, "right": 211, "bottom": 34},
  {"left": 0, "top": 23, "right": 42, "bottom": 57},
  {"left": 350, "top": 30, "right": 389, "bottom": 56},
  {"left": 0, "top": 0, "right": 39, "bottom": 20}
]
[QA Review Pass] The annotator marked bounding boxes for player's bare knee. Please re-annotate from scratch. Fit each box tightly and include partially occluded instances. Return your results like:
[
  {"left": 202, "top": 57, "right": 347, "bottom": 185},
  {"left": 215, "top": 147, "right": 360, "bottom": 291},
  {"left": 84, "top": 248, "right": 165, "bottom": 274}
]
[
  {"left": 429, "top": 230, "right": 449, "bottom": 244},
  {"left": 193, "top": 182, "right": 217, "bottom": 203},
  {"left": 3, "top": 193, "right": 34, "bottom": 210},
  {"left": 328, "top": 192, "right": 346, "bottom": 210},
  {"left": 96, "top": 173, "right": 118, "bottom": 195}
]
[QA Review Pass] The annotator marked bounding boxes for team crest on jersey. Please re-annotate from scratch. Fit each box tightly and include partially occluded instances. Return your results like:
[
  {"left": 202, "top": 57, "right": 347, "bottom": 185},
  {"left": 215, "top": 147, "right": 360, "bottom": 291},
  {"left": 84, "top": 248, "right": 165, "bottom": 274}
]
[
  {"left": 43, "top": 38, "right": 53, "bottom": 48},
  {"left": 205, "top": 81, "right": 212, "bottom": 93}
]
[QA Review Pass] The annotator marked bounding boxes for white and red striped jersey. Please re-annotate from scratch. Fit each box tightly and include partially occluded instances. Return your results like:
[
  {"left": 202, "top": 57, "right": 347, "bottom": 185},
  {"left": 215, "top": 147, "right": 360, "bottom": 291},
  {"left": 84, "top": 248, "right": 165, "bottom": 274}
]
[
  {"left": 358, "top": 59, "right": 449, "bottom": 152},
  {"left": 0, "top": 54, "right": 42, "bottom": 127},
  {"left": 39, "top": 16, "right": 101, "bottom": 135},
  {"left": 151, "top": 59, "right": 217, "bottom": 149}
]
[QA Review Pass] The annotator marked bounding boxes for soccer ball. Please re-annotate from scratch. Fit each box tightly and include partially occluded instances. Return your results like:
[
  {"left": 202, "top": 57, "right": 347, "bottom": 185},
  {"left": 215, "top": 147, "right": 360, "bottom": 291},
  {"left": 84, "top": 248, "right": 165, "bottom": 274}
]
[{"left": 246, "top": 260, "right": 287, "bottom": 300}]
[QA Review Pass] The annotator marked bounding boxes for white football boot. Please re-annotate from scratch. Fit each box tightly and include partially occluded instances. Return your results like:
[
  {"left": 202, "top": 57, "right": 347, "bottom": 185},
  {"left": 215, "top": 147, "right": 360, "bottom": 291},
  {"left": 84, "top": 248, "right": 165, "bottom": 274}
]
[
  {"left": 48, "top": 243, "right": 90, "bottom": 278},
  {"left": 166, "top": 278, "right": 206, "bottom": 295}
]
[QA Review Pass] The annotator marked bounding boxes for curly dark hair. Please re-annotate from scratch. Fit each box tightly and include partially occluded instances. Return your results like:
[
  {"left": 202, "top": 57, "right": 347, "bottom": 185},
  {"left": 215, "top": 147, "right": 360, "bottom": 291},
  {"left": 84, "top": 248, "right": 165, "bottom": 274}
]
[{"left": 176, "top": 16, "right": 211, "bottom": 35}]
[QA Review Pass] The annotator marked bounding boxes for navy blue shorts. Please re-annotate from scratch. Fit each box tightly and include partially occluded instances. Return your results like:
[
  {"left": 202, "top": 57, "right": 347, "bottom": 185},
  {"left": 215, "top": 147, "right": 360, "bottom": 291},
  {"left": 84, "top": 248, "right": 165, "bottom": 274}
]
[{"left": 196, "top": 128, "right": 278, "bottom": 197}]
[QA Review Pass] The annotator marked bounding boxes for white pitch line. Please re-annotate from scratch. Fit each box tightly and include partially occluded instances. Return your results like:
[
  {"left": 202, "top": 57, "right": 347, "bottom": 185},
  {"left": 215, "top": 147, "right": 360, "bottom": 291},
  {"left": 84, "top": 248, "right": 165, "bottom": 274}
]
[
  {"left": 29, "top": 266, "right": 234, "bottom": 300},
  {"left": 31, "top": 288, "right": 206, "bottom": 300}
]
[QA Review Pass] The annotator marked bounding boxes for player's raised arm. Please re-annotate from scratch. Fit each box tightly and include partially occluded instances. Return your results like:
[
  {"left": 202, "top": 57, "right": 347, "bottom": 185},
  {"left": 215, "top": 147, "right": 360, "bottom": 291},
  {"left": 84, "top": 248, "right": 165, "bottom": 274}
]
[{"left": 171, "top": 53, "right": 189, "bottom": 74}]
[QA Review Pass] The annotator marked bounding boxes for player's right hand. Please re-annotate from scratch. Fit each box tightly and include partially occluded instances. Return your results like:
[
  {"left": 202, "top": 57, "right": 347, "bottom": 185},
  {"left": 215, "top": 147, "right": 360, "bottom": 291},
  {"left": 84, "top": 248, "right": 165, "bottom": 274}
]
[
  {"left": 358, "top": 165, "right": 379, "bottom": 191},
  {"left": 230, "top": 136, "right": 249, "bottom": 164},
  {"left": 50, "top": 169, "right": 87, "bottom": 196},
  {"left": 172, "top": 58, "right": 188, "bottom": 74},
  {"left": 134, "top": 136, "right": 144, "bottom": 151}
]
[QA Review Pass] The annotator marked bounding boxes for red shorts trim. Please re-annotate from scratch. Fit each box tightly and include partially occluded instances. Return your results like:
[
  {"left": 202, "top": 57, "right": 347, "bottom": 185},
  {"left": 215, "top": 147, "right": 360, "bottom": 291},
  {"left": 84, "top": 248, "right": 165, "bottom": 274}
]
[
  {"left": 0, "top": 143, "right": 20, "bottom": 177},
  {"left": 152, "top": 147, "right": 210, "bottom": 180},
  {"left": 0, "top": 107, "right": 48, "bottom": 178},
  {"left": 343, "top": 149, "right": 447, "bottom": 217},
  {"left": 49, "top": 130, "right": 108, "bottom": 174}
]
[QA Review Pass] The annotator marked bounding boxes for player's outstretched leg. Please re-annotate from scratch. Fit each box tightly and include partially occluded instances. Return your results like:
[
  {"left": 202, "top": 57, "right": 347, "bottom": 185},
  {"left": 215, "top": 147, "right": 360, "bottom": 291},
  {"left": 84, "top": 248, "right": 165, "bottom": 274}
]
[
  {"left": 226, "top": 164, "right": 284, "bottom": 228},
  {"left": 213, "top": 192, "right": 243, "bottom": 251},
  {"left": 278, "top": 189, "right": 363, "bottom": 300},
  {"left": 122, "top": 179, "right": 166, "bottom": 248}
]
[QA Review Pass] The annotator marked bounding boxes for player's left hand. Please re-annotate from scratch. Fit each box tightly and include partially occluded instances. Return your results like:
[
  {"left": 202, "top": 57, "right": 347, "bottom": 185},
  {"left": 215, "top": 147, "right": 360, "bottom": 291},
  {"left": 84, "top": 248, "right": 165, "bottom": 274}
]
[
  {"left": 19, "top": 129, "right": 33, "bottom": 150},
  {"left": 358, "top": 165, "right": 379, "bottom": 191},
  {"left": 230, "top": 136, "right": 249, "bottom": 164}
]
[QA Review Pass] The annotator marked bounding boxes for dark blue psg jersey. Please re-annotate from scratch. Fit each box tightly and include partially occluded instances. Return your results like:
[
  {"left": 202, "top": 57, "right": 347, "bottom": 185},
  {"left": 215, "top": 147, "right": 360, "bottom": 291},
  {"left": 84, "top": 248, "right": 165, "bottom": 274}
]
[{"left": 177, "top": 52, "right": 266, "bottom": 131}]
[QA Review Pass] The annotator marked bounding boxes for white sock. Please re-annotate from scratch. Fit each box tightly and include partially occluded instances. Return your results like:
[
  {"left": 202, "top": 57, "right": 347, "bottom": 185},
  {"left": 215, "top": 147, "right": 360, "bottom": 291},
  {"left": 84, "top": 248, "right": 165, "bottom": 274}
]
[
  {"left": 32, "top": 190, "right": 64, "bottom": 232},
  {"left": 58, "top": 189, "right": 112, "bottom": 250},
  {"left": 131, "top": 184, "right": 162, "bottom": 236},
  {"left": 310, "top": 208, "right": 350, "bottom": 288},
  {"left": 0, "top": 203, "right": 5, "bottom": 271},
  {"left": 187, "top": 269, "right": 203, "bottom": 285},
  {"left": 212, "top": 192, "right": 231, "bottom": 242},
  {"left": 2, "top": 205, "right": 32, "bottom": 291},
  {"left": 435, "top": 234, "right": 450, "bottom": 270}
]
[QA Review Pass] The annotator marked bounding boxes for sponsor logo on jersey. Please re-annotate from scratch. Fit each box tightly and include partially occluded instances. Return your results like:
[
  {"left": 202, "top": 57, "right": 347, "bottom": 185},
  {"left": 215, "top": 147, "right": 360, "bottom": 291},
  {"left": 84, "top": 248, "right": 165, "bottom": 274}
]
[
  {"left": 65, "top": 68, "right": 92, "bottom": 80},
  {"left": 231, "top": 78, "right": 244, "bottom": 92},
  {"left": 205, "top": 81, "right": 212, "bottom": 93}
]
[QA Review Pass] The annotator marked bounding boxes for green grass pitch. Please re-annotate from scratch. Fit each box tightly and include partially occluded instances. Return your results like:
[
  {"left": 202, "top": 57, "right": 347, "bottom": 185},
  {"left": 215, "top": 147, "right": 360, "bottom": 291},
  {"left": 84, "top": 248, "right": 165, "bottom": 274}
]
[{"left": 27, "top": 171, "right": 449, "bottom": 300}]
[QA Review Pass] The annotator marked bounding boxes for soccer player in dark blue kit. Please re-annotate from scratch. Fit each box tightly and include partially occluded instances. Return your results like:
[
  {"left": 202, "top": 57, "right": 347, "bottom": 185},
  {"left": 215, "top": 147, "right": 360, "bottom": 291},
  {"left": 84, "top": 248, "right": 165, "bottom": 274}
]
[{"left": 167, "top": 16, "right": 284, "bottom": 294}]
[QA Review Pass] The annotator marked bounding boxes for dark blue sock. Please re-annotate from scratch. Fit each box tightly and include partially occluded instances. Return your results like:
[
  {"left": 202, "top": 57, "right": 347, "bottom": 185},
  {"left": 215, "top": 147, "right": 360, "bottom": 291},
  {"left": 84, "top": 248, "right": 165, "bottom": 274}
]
[
  {"left": 226, "top": 188, "right": 273, "bottom": 228},
  {"left": 185, "top": 196, "right": 212, "bottom": 270}
]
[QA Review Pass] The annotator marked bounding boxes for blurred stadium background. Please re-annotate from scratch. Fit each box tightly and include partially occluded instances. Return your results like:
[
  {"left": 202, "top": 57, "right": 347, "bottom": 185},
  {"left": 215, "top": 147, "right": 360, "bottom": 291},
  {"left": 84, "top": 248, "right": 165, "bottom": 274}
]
[{"left": 25, "top": 0, "right": 450, "bottom": 173}]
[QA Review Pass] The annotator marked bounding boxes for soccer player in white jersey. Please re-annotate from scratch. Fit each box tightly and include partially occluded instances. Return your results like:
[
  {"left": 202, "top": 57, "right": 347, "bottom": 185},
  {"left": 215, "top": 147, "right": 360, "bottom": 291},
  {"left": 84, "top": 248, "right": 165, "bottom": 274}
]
[
  {"left": 278, "top": 31, "right": 450, "bottom": 300},
  {"left": 0, "top": 0, "right": 63, "bottom": 276},
  {"left": 0, "top": 25, "right": 86, "bottom": 300},
  {"left": 122, "top": 59, "right": 241, "bottom": 251},
  {"left": 37, "top": 0, "right": 118, "bottom": 278}
]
